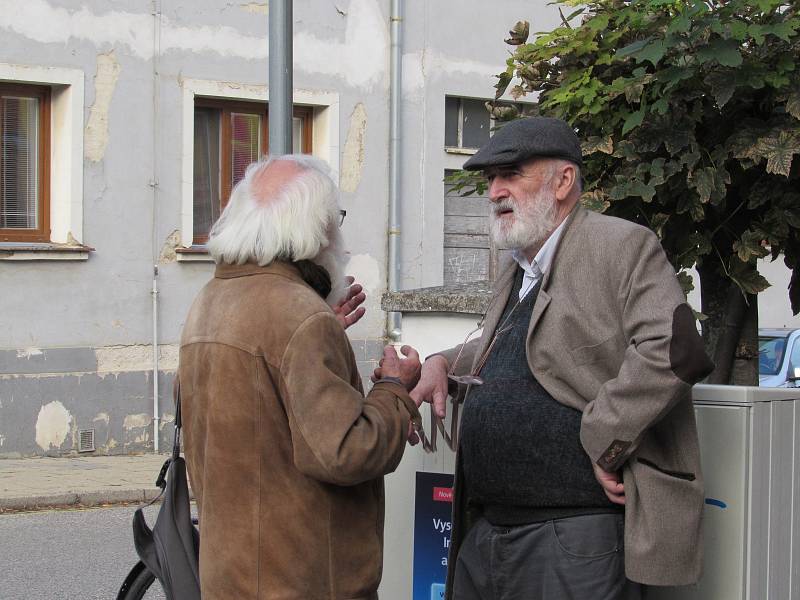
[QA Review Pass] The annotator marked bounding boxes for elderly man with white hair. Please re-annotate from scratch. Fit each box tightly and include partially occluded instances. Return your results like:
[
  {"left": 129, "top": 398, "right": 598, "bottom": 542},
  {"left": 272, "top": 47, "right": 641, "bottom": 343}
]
[{"left": 178, "top": 154, "right": 422, "bottom": 600}]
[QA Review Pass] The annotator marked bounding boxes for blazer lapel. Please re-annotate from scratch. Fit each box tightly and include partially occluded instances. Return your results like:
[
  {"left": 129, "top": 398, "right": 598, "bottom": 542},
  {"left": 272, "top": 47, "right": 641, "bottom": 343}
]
[
  {"left": 528, "top": 289, "right": 551, "bottom": 338},
  {"left": 472, "top": 257, "right": 517, "bottom": 371},
  {"left": 527, "top": 206, "right": 585, "bottom": 339}
]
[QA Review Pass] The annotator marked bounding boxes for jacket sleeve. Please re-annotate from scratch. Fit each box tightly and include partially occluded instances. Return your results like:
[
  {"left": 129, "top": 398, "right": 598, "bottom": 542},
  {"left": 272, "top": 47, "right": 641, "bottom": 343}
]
[
  {"left": 277, "top": 311, "right": 421, "bottom": 486},
  {"left": 579, "top": 228, "right": 714, "bottom": 472}
]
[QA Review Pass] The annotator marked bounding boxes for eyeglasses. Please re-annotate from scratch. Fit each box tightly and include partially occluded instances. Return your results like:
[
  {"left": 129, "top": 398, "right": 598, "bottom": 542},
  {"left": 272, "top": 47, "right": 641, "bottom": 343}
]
[
  {"left": 411, "top": 322, "right": 481, "bottom": 454},
  {"left": 338, "top": 209, "right": 347, "bottom": 227},
  {"left": 413, "top": 276, "right": 536, "bottom": 454}
]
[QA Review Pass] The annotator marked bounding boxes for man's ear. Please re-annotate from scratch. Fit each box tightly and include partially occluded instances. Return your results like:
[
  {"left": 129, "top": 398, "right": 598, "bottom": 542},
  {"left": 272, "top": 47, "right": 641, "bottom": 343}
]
[{"left": 554, "top": 163, "right": 577, "bottom": 202}]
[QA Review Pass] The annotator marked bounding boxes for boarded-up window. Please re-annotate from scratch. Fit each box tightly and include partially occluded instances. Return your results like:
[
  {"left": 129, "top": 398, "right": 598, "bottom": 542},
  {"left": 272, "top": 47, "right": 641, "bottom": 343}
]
[
  {"left": 443, "top": 171, "right": 499, "bottom": 285},
  {"left": 192, "top": 99, "right": 313, "bottom": 244}
]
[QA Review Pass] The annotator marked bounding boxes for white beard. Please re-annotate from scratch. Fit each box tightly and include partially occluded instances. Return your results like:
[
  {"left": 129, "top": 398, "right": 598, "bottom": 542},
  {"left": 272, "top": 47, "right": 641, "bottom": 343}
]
[
  {"left": 489, "top": 184, "right": 559, "bottom": 252},
  {"left": 312, "top": 225, "right": 349, "bottom": 307}
]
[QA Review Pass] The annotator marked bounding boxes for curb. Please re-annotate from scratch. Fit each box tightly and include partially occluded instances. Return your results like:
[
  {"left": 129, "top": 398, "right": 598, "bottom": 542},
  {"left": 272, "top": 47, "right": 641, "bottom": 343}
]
[{"left": 0, "top": 487, "right": 163, "bottom": 512}]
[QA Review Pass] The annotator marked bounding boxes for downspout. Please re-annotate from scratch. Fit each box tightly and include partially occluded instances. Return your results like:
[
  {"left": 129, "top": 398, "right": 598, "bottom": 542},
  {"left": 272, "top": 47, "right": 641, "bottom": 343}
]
[
  {"left": 387, "top": 0, "right": 402, "bottom": 341},
  {"left": 269, "top": 0, "right": 293, "bottom": 155},
  {"left": 151, "top": 0, "right": 162, "bottom": 453},
  {"left": 152, "top": 266, "right": 159, "bottom": 454}
]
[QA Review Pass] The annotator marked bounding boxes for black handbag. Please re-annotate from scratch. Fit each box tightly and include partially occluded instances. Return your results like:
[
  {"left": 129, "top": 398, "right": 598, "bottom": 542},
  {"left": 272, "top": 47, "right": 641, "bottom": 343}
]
[{"left": 132, "top": 383, "right": 201, "bottom": 600}]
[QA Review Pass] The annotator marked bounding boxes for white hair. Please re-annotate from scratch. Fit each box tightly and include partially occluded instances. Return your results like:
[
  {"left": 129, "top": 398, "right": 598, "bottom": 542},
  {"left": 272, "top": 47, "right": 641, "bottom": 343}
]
[
  {"left": 490, "top": 179, "right": 559, "bottom": 251},
  {"left": 544, "top": 159, "right": 583, "bottom": 194},
  {"left": 207, "top": 154, "right": 340, "bottom": 266}
]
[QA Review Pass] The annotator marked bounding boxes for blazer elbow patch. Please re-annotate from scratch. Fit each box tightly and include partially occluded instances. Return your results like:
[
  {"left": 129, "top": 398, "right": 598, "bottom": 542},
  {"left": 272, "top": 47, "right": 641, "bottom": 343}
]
[{"left": 670, "top": 303, "right": 714, "bottom": 383}]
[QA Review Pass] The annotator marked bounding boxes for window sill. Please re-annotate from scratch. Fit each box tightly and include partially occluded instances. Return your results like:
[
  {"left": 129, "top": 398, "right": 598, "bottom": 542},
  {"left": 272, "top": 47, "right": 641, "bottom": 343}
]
[
  {"left": 175, "top": 246, "right": 215, "bottom": 263},
  {"left": 444, "top": 146, "right": 479, "bottom": 155},
  {"left": 0, "top": 243, "right": 94, "bottom": 261}
]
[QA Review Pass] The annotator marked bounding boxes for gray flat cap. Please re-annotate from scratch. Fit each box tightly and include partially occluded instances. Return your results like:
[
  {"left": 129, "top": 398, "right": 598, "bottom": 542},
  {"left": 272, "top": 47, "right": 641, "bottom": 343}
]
[{"left": 463, "top": 116, "right": 583, "bottom": 171}]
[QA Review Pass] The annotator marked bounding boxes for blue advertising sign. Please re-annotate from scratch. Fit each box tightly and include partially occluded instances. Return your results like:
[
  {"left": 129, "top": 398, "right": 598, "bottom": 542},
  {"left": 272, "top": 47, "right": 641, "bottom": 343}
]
[{"left": 413, "top": 471, "right": 455, "bottom": 600}]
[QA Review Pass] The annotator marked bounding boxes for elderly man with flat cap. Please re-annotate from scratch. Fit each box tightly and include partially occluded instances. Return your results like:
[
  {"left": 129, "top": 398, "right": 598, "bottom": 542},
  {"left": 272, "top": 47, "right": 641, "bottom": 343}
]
[{"left": 411, "top": 117, "right": 714, "bottom": 599}]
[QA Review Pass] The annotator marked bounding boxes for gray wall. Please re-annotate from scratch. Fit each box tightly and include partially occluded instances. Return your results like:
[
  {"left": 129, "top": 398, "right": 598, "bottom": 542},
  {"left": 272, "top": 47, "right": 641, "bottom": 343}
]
[
  {"left": 0, "top": 0, "right": 548, "bottom": 456},
  {"left": 2, "top": 1, "right": 796, "bottom": 457}
]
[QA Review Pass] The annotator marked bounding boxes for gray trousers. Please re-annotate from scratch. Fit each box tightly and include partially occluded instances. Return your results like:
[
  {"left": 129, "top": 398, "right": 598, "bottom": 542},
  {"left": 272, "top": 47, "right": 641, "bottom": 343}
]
[{"left": 452, "top": 513, "right": 643, "bottom": 600}]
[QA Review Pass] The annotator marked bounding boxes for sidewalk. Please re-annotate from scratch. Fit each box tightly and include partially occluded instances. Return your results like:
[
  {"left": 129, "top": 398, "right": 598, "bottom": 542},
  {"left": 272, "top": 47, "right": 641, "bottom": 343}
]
[{"left": 0, "top": 454, "right": 171, "bottom": 512}]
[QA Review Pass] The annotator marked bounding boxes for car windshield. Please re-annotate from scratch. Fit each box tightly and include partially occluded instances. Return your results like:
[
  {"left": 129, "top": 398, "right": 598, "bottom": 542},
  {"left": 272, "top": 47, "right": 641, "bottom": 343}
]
[{"left": 759, "top": 336, "right": 787, "bottom": 376}]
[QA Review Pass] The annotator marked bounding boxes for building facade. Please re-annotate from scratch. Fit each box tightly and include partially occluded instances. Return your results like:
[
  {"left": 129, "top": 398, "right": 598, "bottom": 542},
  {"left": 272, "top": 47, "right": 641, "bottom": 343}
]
[
  {"left": 1, "top": 0, "right": 798, "bottom": 458},
  {"left": 0, "top": 0, "right": 551, "bottom": 457}
]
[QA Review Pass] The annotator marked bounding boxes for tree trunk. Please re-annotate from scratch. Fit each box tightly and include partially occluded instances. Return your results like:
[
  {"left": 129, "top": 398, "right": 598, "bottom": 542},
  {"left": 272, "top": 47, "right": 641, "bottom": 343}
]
[
  {"left": 697, "top": 263, "right": 758, "bottom": 385},
  {"left": 731, "top": 293, "right": 759, "bottom": 386}
]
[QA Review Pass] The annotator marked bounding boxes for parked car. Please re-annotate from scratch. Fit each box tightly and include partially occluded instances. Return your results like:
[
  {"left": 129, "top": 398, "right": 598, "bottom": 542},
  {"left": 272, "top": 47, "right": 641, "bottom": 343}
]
[{"left": 758, "top": 328, "right": 800, "bottom": 387}]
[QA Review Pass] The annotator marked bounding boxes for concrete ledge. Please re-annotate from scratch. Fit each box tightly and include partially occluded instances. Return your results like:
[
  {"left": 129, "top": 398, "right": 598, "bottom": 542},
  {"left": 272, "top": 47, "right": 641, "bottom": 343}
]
[{"left": 382, "top": 281, "right": 493, "bottom": 314}]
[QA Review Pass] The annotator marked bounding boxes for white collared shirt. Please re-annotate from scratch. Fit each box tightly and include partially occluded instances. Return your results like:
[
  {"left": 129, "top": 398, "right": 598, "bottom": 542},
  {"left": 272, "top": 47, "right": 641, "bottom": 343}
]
[{"left": 511, "top": 218, "right": 568, "bottom": 300}]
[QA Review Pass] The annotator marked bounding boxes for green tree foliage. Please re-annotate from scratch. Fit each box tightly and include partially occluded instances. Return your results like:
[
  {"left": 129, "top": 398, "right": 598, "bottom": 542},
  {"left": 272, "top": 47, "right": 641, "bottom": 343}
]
[{"left": 473, "top": 0, "right": 800, "bottom": 383}]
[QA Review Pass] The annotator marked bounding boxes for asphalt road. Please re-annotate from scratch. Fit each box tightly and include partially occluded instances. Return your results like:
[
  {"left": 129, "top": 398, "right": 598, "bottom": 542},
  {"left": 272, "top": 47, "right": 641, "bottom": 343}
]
[{"left": 0, "top": 504, "right": 169, "bottom": 600}]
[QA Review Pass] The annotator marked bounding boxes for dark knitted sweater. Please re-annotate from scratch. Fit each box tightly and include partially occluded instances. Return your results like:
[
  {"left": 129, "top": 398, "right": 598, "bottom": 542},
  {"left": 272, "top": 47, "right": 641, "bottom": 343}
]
[{"left": 459, "top": 268, "right": 617, "bottom": 525}]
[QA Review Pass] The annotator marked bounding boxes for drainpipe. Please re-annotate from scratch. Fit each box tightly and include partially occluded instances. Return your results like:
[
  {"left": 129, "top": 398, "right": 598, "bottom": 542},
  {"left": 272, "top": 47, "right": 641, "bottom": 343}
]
[
  {"left": 152, "top": 266, "right": 160, "bottom": 453},
  {"left": 387, "top": 0, "right": 402, "bottom": 341},
  {"left": 151, "top": 0, "right": 161, "bottom": 453},
  {"left": 269, "top": 0, "right": 293, "bottom": 155}
]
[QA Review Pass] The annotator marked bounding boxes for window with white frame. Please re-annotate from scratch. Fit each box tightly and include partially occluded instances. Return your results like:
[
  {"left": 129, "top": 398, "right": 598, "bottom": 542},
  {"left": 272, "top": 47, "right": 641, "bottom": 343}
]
[
  {"left": 192, "top": 98, "right": 313, "bottom": 243},
  {"left": 179, "top": 80, "right": 339, "bottom": 255},
  {"left": 0, "top": 64, "right": 84, "bottom": 256}
]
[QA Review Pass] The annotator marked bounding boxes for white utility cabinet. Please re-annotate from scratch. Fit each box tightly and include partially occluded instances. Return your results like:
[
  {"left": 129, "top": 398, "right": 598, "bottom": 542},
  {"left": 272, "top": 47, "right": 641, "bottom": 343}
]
[{"left": 651, "top": 385, "right": 800, "bottom": 600}]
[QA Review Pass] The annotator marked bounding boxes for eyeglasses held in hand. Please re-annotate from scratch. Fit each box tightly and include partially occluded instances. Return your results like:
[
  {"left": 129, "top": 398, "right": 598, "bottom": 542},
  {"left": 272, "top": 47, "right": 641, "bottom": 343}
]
[
  {"left": 414, "top": 322, "right": 484, "bottom": 454},
  {"left": 415, "top": 277, "right": 534, "bottom": 453}
]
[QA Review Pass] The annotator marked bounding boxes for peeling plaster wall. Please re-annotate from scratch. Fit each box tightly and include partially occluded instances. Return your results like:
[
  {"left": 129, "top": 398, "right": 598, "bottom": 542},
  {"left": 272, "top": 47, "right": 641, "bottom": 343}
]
[
  {"left": 35, "top": 401, "right": 72, "bottom": 451},
  {"left": 0, "top": 0, "right": 569, "bottom": 457},
  {"left": 240, "top": 2, "right": 268, "bottom": 15},
  {"left": 84, "top": 51, "right": 121, "bottom": 162},
  {"left": 340, "top": 103, "right": 367, "bottom": 193},
  {"left": 0, "top": 369, "right": 177, "bottom": 458},
  {"left": 0, "top": 345, "right": 182, "bottom": 456},
  {"left": 0, "top": 341, "right": 381, "bottom": 457},
  {"left": 397, "top": 0, "right": 560, "bottom": 290},
  {"left": 3, "top": 0, "right": 796, "bottom": 459}
]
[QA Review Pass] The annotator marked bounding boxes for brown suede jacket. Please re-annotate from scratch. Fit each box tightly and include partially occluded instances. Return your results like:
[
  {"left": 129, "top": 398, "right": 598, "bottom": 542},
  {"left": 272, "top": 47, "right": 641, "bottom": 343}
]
[{"left": 178, "top": 261, "right": 421, "bottom": 599}]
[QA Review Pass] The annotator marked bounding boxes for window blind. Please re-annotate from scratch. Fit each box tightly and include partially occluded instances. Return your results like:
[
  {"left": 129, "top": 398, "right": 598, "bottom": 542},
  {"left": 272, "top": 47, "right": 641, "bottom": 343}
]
[{"left": 1, "top": 95, "right": 39, "bottom": 229}]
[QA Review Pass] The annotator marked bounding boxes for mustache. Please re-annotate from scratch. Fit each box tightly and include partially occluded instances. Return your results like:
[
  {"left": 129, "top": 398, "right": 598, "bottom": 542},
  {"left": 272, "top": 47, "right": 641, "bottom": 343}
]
[{"left": 492, "top": 199, "right": 516, "bottom": 215}]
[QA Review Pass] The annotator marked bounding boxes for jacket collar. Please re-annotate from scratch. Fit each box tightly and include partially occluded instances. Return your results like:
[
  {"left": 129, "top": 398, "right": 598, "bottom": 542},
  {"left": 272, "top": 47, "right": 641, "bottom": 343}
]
[
  {"left": 214, "top": 260, "right": 303, "bottom": 282},
  {"left": 538, "top": 204, "right": 585, "bottom": 290}
]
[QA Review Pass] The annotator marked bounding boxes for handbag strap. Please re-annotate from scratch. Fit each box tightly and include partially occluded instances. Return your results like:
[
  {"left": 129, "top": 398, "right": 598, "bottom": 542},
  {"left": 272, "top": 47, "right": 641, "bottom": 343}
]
[
  {"left": 172, "top": 379, "right": 183, "bottom": 461},
  {"left": 152, "top": 378, "right": 185, "bottom": 493}
]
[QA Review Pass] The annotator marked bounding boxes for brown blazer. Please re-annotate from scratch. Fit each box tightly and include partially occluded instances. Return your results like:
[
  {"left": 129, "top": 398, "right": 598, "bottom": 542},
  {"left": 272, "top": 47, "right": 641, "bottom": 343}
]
[
  {"left": 440, "top": 206, "right": 713, "bottom": 593},
  {"left": 178, "top": 261, "right": 421, "bottom": 600}
]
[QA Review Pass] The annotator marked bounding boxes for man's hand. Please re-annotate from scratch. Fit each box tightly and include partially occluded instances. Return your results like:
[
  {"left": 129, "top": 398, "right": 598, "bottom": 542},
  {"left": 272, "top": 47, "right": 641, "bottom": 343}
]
[
  {"left": 371, "top": 345, "right": 422, "bottom": 391},
  {"left": 332, "top": 276, "right": 366, "bottom": 330},
  {"left": 410, "top": 355, "right": 450, "bottom": 419},
  {"left": 593, "top": 463, "right": 625, "bottom": 505}
]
